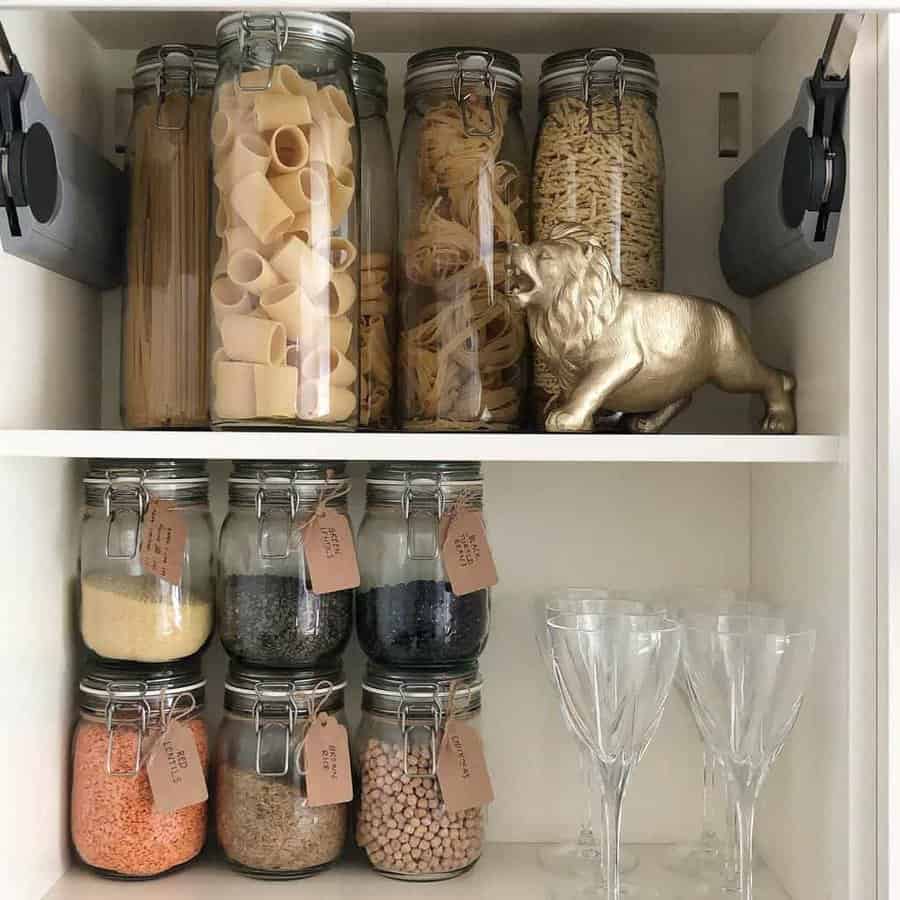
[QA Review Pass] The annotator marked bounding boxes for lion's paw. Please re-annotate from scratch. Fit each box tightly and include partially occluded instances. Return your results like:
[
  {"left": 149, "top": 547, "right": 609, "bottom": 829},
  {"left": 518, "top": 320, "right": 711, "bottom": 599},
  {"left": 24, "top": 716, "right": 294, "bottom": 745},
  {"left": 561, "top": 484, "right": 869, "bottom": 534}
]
[
  {"left": 761, "top": 408, "right": 796, "bottom": 434},
  {"left": 546, "top": 409, "right": 590, "bottom": 432}
]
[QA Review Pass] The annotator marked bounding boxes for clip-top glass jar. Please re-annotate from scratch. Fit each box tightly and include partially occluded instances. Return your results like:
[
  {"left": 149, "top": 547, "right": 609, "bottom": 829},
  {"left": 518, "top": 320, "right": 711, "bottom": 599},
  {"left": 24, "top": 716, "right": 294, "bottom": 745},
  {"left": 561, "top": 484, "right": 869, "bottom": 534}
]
[
  {"left": 396, "top": 48, "right": 529, "bottom": 432},
  {"left": 356, "top": 665, "right": 486, "bottom": 879},
  {"left": 79, "top": 460, "right": 215, "bottom": 663},
  {"left": 218, "top": 461, "right": 354, "bottom": 667},
  {"left": 216, "top": 662, "right": 349, "bottom": 878},
  {"left": 356, "top": 462, "right": 491, "bottom": 667},
  {"left": 71, "top": 660, "right": 208, "bottom": 878},
  {"left": 531, "top": 49, "right": 664, "bottom": 426},
  {"left": 353, "top": 52, "right": 397, "bottom": 430},
  {"left": 210, "top": 13, "right": 360, "bottom": 429},
  {"left": 122, "top": 45, "right": 217, "bottom": 429}
]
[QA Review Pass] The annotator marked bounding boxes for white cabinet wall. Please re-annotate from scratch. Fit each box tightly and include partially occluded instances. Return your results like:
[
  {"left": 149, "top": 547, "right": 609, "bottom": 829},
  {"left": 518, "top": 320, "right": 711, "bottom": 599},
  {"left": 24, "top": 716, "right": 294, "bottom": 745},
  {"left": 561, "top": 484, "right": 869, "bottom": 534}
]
[{"left": 0, "top": 5, "right": 892, "bottom": 900}]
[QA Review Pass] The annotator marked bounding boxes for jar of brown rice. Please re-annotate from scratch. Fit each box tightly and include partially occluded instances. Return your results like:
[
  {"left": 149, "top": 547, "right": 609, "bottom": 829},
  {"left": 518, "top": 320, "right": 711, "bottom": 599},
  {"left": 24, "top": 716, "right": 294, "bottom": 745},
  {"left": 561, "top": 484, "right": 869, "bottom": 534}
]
[{"left": 531, "top": 49, "right": 665, "bottom": 426}]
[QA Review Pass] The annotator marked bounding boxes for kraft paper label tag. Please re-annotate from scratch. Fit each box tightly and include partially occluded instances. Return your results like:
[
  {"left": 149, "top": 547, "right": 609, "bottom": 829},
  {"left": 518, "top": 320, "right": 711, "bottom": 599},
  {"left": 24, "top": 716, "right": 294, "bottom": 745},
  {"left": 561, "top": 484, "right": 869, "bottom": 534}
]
[
  {"left": 440, "top": 509, "right": 498, "bottom": 596},
  {"left": 146, "top": 720, "right": 208, "bottom": 814},
  {"left": 303, "top": 713, "right": 353, "bottom": 807},
  {"left": 437, "top": 719, "right": 494, "bottom": 814},
  {"left": 139, "top": 499, "right": 187, "bottom": 585},
  {"left": 304, "top": 510, "right": 360, "bottom": 595}
]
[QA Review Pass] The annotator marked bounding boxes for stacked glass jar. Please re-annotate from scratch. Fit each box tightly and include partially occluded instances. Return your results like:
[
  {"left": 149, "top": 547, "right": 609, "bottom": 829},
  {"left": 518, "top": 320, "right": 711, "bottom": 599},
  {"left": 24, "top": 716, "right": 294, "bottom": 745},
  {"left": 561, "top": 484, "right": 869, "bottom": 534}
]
[
  {"left": 73, "top": 460, "right": 215, "bottom": 878},
  {"left": 355, "top": 462, "right": 492, "bottom": 879},
  {"left": 216, "top": 460, "right": 354, "bottom": 877}
]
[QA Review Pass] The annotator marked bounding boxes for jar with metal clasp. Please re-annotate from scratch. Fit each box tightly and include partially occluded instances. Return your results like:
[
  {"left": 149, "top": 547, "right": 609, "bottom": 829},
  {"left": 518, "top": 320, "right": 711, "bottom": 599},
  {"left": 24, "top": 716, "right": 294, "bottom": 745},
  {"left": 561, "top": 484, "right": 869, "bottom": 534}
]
[
  {"left": 218, "top": 460, "right": 354, "bottom": 667},
  {"left": 215, "top": 662, "right": 349, "bottom": 878},
  {"left": 70, "top": 660, "right": 209, "bottom": 878},
  {"left": 355, "top": 665, "right": 486, "bottom": 879},
  {"left": 79, "top": 460, "right": 215, "bottom": 663},
  {"left": 356, "top": 462, "right": 491, "bottom": 667}
]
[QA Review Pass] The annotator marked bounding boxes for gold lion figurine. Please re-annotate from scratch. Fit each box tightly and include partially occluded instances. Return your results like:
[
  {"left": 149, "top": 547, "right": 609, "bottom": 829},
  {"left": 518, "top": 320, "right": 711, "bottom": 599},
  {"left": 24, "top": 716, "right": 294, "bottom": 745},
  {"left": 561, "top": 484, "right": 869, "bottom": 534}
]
[{"left": 506, "top": 224, "right": 796, "bottom": 434}]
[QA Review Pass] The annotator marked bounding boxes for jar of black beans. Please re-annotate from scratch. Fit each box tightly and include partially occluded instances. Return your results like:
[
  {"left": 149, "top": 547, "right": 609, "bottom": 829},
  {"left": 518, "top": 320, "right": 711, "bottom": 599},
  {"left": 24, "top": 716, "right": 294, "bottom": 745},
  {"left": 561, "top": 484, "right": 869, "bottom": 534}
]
[
  {"left": 219, "top": 461, "right": 354, "bottom": 667},
  {"left": 357, "top": 463, "right": 491, "bottom": 668}
]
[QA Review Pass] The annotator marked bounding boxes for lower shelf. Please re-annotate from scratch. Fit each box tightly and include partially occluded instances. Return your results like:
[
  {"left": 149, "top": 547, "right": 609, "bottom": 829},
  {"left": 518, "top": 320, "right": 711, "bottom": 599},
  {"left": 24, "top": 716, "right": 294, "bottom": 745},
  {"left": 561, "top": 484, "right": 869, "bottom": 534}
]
[{"left": 45, "top": 843, "right": 790, "bottom": 899}]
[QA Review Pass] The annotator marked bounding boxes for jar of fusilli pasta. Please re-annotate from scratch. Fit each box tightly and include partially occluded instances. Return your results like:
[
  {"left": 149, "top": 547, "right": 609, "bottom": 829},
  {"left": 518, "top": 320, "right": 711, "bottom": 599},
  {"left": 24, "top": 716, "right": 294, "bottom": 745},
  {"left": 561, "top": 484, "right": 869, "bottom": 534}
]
[
  {"left": 532, "top": 49, "right": 665, "bottom": 428},
  {"left": 397, "top": 48, "right": 529, "bottom": 432},
  {"left": 209, "top": 13, "right": 360, "bottom": 430},
  {"left": 352, "top": 53, "right": 397, "bottom": 430}
]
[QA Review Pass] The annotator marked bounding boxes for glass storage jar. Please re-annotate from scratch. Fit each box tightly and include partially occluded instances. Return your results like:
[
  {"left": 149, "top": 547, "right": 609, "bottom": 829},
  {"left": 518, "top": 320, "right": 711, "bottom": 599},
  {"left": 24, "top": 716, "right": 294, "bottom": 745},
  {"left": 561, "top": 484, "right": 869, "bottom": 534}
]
[
  {"left": 216, "top": 662, "right": 349, "bottom": 878},
  {"left": 71, "top": 661, "right": 208, "bottom": 878},
  {"left": 353, "top": 52, "right": 397, "bottom": 431},
  {"left": 122, "top": 45, "right": 217, "bottom": 428},
  {"left": 210, "top": 13, "right": 360, "bottom": 429},
  {"left": 356, "top": 665, "right": 486, "bottom": 879},
  {"left": 356, "top": 462, "right": 491, "bottom": 667},
  {"left": 218, "top": 461, "right": 354, "bottom": 667},
  {"left": 79, "top": 460, "right": 215, "bottom": 663},
  {"left": 531, "top": 49, "right": 664, "bottom": 426},
  {"left": 396, "top": 48, "right": 529, "bottom": 432}
]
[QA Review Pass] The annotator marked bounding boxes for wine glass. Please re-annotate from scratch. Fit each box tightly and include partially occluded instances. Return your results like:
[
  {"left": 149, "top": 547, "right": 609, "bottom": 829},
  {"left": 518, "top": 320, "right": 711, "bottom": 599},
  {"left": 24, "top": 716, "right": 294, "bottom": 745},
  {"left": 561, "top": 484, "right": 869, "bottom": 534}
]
[
  {"left": 681, "top": 615, "right": 815, "bottom": 900},
  {"left": 535, "top": 590, "right": 666, "bottom": 879},
  {"left": 547, "top": 612, "right": 681, "bottom": 900},
  {"left": 665, "top": 593, "right": 781, "bottom": 887}
]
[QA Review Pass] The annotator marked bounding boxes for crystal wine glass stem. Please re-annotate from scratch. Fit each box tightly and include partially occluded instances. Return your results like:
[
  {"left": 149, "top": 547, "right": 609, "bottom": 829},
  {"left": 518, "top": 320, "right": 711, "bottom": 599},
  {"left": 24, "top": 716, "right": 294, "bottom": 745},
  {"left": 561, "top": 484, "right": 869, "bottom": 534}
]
[
  {"left": 733, "top": 786, "right": 759, "bottom": 900},
  {"left": 599, "top": 763, "right": 629, "bottom": 900},
  {"left": 700, "top": 747, "right": 718, "bottom": 847},
  {"left": 577, "top": 744, "right": 596, "bottom": 847}
]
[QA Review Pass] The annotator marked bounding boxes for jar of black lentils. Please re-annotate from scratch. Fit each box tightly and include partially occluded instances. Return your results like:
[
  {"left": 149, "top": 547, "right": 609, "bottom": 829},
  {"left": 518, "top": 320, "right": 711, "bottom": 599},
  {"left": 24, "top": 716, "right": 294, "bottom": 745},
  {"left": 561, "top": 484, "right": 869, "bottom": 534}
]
[
  {"left": 356, "top": 463, "right": 491, "bottom": 668},
  {"left": 218, "top": 461, "right": 354, "bottom": 667}
]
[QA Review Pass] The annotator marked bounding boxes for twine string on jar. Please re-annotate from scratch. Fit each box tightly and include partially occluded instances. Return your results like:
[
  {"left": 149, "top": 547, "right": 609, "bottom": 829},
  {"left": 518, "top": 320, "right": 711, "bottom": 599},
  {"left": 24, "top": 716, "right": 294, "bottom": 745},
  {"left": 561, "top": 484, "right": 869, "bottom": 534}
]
[
  {"left": 293, "top": 680, "right": 337, "bottom": 792},
  {"left": 140, "top": 688, "right": 198, "bottom": 770}
]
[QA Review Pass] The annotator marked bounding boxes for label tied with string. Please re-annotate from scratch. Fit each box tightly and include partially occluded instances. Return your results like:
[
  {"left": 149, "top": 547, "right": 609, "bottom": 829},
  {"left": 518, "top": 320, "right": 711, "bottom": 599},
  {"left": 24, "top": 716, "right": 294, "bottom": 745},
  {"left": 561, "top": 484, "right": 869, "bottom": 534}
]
[
  {"left": 145, "top": 694, "right": 207, "bottom": 814},
  {"left": 301, "top": 481, "right": 360, "bottom": 595},
  {"left": 436, "top": 683, "right": 494, "bottom": 814},
  {"left": 139, "top": 498, "right": 187, "bottom": 585},
  {"left": 439, "top": 493, "right": 498, "bottom": 596},
  {"left": 303, "top": 712, "right": 353, "bottom": 807}
]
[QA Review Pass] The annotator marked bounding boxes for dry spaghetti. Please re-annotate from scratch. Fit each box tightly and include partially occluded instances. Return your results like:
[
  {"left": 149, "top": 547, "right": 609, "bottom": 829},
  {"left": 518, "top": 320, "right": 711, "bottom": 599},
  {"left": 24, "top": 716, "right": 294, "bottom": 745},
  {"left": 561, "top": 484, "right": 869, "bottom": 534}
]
[{"left": 399, "top": 93, "right": 528, "bottom": 431}]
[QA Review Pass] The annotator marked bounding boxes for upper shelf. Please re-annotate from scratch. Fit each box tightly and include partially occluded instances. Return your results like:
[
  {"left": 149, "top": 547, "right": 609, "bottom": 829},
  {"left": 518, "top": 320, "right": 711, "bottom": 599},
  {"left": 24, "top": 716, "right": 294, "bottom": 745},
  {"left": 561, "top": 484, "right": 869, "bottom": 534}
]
[{"left": 0, "top": 430, "right": 841, "bottom": 463}]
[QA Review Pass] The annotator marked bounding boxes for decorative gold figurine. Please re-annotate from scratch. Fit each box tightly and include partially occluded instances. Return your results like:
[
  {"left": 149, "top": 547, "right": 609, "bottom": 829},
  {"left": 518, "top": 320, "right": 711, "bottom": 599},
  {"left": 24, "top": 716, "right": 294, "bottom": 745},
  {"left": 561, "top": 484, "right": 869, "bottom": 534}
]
[{"left": 506, "top": 224, "right": 797, "bottom": 434}]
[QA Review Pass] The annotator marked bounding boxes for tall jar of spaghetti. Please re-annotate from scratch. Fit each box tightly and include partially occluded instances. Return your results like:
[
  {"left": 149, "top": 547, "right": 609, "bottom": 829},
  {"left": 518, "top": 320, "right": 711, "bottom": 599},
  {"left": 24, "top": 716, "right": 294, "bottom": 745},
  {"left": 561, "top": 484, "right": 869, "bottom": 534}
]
[
  {"left": 531, "top": 49, "right": 664, "bottom": 428},
  {"left": 209, "top": 13, "right": 360, "bottom": 430},
  {"left": 396, "top": 48, "right": 529, "bottom": 432}
]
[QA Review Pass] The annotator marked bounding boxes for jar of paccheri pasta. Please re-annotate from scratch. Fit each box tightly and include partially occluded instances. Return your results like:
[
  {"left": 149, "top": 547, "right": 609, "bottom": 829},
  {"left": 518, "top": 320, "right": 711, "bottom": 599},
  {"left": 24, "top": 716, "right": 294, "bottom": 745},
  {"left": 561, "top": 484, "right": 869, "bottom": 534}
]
[
  {"left": 216, "top": 663, "right": 349, "bottom": 878},
  {"left": 123, "top": 45, "right": 217, "bottom": 428},
  {"left": 71, "top": 661, "right": 209, "bottom": 878},
  {"left": 209, "top": 13, "right": 360, "bottom": 429},
  {"left": 531, "top": 49, "right": 665, "bottom": 426},
  {"left": 218, "top": 461, "right": 354, "bottom": 667},
  {"left": 356, "top": 462, "right": 491, "bottom": 667},
  {"left": 356, "top": 665, "right": 487, "bottom": 879},
  {"left": 397, "top": 48, "right": 529, "bottom": 431},
  {"left": 79, "top": 460, "right": 215, "bottom": 663},
  {"left": 352, "top": 53, "right": 397, "bottom": 430}
]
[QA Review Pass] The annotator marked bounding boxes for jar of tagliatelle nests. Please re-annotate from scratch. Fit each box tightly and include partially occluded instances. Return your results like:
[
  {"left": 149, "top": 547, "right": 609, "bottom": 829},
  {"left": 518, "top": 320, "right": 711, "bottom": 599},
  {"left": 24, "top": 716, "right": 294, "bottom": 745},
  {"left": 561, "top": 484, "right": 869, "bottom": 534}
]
[
  {"left": 532, "top": 49, "right": 665, "bottom": 428},
  {"left": 209, "top": 13, "right": 360, "bottom": 429},
  {"left": 397, "top": 48, "right": 530, "bottom": 432}
]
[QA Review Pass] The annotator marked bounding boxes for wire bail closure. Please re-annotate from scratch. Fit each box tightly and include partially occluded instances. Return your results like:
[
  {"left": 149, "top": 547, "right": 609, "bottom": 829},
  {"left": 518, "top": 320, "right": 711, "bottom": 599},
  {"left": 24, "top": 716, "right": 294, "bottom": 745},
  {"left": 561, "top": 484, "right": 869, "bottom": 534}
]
[
  {"left": 252, "top": 681, "right": 298, "bottom": 778},
  {"left": 402, "top": 473, "right": 446, "bottom": 561},
  {"left": 398, "top": 682, "right": 442, "bottom": 779},
  {"left": 236, "top": 13, "right": 288, "bottom": 94},
  {"left": 103, "top": 468, "right": 149, "bottom": 561},
  {"left": 582, "top": 48, "right": 625, "bottom": 135},
  {"left": 104, "top": 681, "right": 150, "bottom": 776},
  {"left": 154, "top": 43, "right": 196, "bottom": 132},
  {"left": 452, "top": 50, "right": 497, "bottom": 138}
]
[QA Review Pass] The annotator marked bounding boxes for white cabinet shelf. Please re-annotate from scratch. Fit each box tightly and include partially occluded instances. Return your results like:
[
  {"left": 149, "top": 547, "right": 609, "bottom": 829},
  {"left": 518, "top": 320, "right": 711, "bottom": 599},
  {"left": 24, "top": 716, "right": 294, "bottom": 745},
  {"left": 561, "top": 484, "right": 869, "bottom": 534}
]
[
  {"left": 0, "top": 429, "right": 841, "bottom": 463},
  {"left": 43, "top": 844, "right": 790, "bottom": 900}
]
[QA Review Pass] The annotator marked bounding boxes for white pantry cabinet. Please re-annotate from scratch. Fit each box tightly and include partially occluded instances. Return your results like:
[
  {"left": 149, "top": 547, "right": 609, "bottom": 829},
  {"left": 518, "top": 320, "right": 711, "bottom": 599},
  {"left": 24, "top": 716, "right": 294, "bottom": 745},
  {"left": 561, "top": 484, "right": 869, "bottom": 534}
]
[{"left": 0, "top": 4, "right": 895, "bottom": 900}]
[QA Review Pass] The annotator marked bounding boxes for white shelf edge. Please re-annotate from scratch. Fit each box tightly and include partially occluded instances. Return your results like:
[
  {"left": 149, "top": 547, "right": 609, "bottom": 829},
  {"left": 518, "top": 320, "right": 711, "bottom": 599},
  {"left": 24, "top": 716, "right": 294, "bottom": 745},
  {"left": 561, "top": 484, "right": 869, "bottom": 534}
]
[{"left": 0, "top": 430, "right": 842, "bottom": 463}]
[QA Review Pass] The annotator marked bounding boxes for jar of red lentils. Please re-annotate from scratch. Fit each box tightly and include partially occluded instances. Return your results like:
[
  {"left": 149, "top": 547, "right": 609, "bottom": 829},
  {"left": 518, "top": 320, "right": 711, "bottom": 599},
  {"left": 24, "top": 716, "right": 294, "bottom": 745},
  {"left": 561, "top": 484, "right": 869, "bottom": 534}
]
[
  {"left": 70, "top": 661, "right": 209, "bottom": 878},
  {"left": 355, "top": 665, "right": 486, "bottom": 880}
]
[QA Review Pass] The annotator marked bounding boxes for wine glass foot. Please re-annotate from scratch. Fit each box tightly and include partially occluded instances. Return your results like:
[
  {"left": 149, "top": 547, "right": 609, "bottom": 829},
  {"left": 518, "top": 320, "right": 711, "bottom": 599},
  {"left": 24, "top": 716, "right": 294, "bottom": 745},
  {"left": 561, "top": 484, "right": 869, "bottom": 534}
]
[
  {"left": 663, "top": 841, "right": 723, "bottom": 878},
  {"left": 539, "top": 842, "right": 640, "bottom": 879}
]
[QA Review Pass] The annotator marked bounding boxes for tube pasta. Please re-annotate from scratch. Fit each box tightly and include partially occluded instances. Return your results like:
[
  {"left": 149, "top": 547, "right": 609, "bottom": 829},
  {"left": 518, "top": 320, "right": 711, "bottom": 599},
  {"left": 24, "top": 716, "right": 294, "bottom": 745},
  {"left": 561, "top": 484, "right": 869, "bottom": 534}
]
[
  {"left": 229, "top": 171, "right": 293, "bottom": 244},
  {"left": 210, "top": 71, "right": 359, "bottom": 427},
  {"left": 359, "top": 252, "right": 394, "bottom": 428},
  {"left": 268, "top": 125, "right": 309, "bottom": 174},
  {"left": 227, "top": 248, "right": 280, "bottom": 294},
  {"left": 221, "top": 315, "right": 286, "bottom": 365},
  {"left": 254, "top": 365, "right": 300, "bottom": 418}
]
